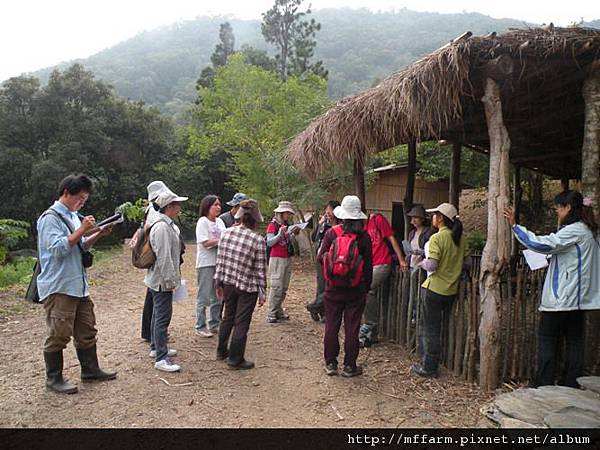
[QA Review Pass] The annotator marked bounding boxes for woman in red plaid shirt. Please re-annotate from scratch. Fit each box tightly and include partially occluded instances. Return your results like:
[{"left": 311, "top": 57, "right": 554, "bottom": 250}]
[{"left": 214, "top": 199, "right": 267, "bottom": 370}]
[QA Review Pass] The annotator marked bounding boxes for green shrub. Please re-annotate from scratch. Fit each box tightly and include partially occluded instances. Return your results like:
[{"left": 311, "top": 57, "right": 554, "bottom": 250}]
[
  {"left": 0, "top": 219, "right": 30, "bottom": 264},
  {"left": 0, "top": 257, "right": 36, "bottom": 289},
  {"left": 465, "top": 230, "right": 486, "bottom": 255}
]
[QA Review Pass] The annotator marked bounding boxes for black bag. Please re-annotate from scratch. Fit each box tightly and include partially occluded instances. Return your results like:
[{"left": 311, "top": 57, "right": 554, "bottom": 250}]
[{"left": 25, "top": 260, "right": 42, "bottom": 303}]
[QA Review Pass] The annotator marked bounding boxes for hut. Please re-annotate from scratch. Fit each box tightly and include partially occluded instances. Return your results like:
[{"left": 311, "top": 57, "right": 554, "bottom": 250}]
[
  {"left": 288, "top": 26, "right": 600, "bottom": 390},
  {"left": 366, "top": 162, "right": 459, "bottom": 238}
]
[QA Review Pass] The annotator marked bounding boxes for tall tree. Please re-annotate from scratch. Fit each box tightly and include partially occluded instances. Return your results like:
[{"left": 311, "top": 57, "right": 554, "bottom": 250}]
[
  {"left": 261, "top": 0, "right": 327, "bottom": 81},
  {"left": 210, "top": 22, "right": 235, "bottom": 68},
  {"left": 197, "top": 22, "right": 237, "bottom": 91}
]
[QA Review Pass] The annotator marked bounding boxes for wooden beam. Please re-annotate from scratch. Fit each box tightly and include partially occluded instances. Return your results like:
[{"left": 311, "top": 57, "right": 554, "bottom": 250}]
[
  {"left": 511, "top": 166, "right": 523, "bottom": 259},
  {"left": 449, "top": 142, "right": 462, "bottom": 209},
  {"left": 403, "top": 137, "right": 417, "bottom": 240},
  {"left": 561, "top": 178, "right": 570, "bottom": 191},
  {"left": 478, "top": 77, "right": 512, "bottom": 391},
  {"left": 581, "top": 64, "right": 600, "bottom": 218},
  {"left": 353, "top": 157, "right": 366, "bottom": 212}
]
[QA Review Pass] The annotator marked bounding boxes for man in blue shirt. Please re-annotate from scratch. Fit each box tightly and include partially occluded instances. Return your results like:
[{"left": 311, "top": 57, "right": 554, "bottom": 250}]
[{"left": 38, "top": 174, "right": 116, "bottom": 394}]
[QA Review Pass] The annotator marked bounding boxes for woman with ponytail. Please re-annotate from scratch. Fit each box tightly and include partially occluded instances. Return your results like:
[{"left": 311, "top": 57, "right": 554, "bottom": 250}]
[
  {"left": 412, "top": 203, "right": 466, "bottom": 378},
  {"left": 504, "top": 190, "right": 600, "bottom": 388}
]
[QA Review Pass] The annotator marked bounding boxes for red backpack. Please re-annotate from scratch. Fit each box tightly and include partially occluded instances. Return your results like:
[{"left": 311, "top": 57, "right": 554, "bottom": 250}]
[{"left": 324, "top": 225, "right": 364, "bottom": 288}]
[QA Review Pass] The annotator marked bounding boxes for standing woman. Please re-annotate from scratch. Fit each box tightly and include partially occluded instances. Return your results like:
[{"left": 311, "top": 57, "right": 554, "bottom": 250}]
[
  {"left": 412, "top": 203, "right": 466, "bottom": 378},
  {"left": 266, "top": 201, "right": 299, "bottom": 323},
  {"left": 195, "top": 195, "right": 226, "bottom": 338},
  {"left": 406, "top": 205, "right": 435, "bottom": 272},
  {"left": 318, "top": 195, "right": 373, "bottom": 377},
  {"left": 214, "top": 199, "right": 267, "bottom": 369},
  {"left": 504, "top": 190, "right": 599, "bottom": 388},
  {"left": 307, "top": 200, "right": 340, "bottom": 322}
]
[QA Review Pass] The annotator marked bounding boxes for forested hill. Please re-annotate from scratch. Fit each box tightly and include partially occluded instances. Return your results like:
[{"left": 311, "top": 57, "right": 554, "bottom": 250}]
[{"left": 27, "top": 8, "right": 595, "bottom": 118}]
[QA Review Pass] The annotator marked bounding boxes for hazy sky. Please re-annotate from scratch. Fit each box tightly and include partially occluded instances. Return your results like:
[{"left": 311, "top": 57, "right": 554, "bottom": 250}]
[{"left": 1, "top": 0, "right": 598, "bottom": 81}]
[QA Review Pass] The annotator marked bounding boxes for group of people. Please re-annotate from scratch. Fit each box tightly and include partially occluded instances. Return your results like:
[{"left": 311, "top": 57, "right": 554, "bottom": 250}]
[{"left": 36, "top": 173, "right": 598, "bottom": 394}]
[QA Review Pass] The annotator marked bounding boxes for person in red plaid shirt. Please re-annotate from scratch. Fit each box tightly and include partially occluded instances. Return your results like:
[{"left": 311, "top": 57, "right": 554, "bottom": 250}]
[{"left": 214, "top": 199, "right": 267, "bottom": 370}]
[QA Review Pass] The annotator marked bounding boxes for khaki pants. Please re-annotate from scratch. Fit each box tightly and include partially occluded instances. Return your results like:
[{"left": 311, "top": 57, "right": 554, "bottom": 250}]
[
  {"left": 43, "top": 293, "right": 97, "bottom": 352},
  {"left": 267, "top": 256, "right": 292, "bottom": 320}
]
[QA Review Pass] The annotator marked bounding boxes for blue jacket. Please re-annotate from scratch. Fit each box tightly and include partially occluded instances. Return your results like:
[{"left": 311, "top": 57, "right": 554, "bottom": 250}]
[{"left": 512, "top": 222, "right": 600, "bottom": 311}]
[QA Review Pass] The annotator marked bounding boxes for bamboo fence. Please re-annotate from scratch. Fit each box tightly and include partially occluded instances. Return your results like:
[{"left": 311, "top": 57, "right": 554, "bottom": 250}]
[{"left": 377, "top": 255, "right": 600, "bottom": 384}]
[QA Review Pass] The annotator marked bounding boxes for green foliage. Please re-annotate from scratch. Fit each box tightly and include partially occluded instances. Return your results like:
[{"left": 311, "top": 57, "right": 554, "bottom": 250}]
[
  {"left": 261, "top": 0, "right": 326, "bottom": 81},
  {"left": 0, "top": 65, "right": 178, "bottom": 237},
  {"left": 0, "top": 257, "right": 36, "bottom": 288},
  {"left": 211, "top": 22, "right": 236, "bottom": 68},
  {"left": 465, "top": 230, "right": 486, "bottom": 255},
  {"left": 0, "top": 219, "right": 30, "bottom": 264},
  {"left": 189, "top": 55, "right": 333, "bottom": 211},
  {"left": 371, "top": 141, "right": 490, "bottom": 188},
  {"left": 116, "top": 199, "right": 147, "bottom": 223}
]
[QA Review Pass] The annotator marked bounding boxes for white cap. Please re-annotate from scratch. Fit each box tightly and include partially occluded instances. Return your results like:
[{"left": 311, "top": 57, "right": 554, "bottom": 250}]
[
  {"left": 426, "top": 203, "right": 458, "bottom": 220},
  {"left": 333, "top": 195, "right": 367, "bottom": 220}
]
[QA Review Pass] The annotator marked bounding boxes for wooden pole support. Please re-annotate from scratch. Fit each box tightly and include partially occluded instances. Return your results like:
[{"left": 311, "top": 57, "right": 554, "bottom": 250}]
[
  {"left": 403, "top": 137, "right": 417, "bottom": 239},
  {"left": 582, "top": 64, "right": 600, "bottom": 219},
  {"left": 479, "top": 77, "right": 512, "bottom": 391},
  {"left": 449, "top": 142, "right": 462, "bottom": 209}
]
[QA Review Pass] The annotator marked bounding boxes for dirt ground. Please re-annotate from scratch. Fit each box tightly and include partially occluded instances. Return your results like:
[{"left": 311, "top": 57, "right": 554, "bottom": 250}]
[{"left": 0, "top": 245, "right": 491, "bottom": 428}]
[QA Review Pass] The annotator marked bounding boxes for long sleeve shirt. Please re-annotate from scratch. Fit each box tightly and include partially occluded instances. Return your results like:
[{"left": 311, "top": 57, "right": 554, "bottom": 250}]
[
  {"left": 144, "top": 214, "right": 182, "bottom": 291},
  {"left": 36, "top": 201, "right": 89, "bottom": 300},
  {"left": 214, "top": 226, "right": 267, "bottom": 294}
]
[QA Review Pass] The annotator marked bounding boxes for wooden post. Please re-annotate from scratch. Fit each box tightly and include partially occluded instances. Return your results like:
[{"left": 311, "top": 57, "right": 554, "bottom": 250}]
[
  {"left": 353, "top": 157, "right": 366, "bottom": 212},
  {"left": 582, "top": 64, "right": 600, "bottom": 219},
  {"left": 403, "top": 137, "right": 417, "bottom": 239},
  {"left": 561, "top": 178, "right": 570, "bottom": 192},
  {"left": 449, "top": 142, "right": 462, "bottom": 209},
  {"left": 478, "top": 77, "right": 512, "bottom": 391},
  {"left": 511, "top": 166, "right": 523, "bottom": 259}
]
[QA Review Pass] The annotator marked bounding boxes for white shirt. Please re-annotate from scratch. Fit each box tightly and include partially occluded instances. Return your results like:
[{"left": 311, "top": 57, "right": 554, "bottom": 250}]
[{"left": 196, "top": 216, "right": 226, "bottom": 268}]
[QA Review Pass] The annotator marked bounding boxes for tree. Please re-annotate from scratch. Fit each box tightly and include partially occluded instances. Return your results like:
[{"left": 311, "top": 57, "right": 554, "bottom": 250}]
[
  {"left": 210, "top": 22, "right": 235, "bottom": 68},
  {"left": 0, "top": 65, "right": 179, "bottom": 235},
  {"left": 261, "top": 0, "right": 327, "bottom": 81},
  {"left": 189, "top": 54, "right": 333, "bottom": 209},
  {"left": 196, "top": 22, "right": 237, "bottom": 92}
]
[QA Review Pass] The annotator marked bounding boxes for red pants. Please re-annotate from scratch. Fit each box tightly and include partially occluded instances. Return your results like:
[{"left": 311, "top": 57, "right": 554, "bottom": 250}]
[{"left": 323, "top": 291, "right": 366, "bottom": 369}]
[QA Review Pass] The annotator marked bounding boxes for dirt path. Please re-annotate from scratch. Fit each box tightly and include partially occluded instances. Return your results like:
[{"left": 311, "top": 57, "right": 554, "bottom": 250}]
[{"left": 0, "top": 245, "right": 491, "bottom": 428}]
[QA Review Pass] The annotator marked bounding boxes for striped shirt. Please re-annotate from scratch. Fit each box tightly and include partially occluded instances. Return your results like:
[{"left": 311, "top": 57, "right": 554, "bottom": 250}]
[{"left": 214, "top": 226, "right": 267, "bottom": 294}]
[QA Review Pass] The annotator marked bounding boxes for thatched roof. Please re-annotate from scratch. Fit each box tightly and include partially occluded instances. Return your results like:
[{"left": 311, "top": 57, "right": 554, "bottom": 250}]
[{"left": 288, "top": 27, "right": 600, "bottom": 179}]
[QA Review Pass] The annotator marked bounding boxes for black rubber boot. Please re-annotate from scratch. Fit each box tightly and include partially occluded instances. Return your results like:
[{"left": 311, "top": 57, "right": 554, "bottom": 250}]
[
  {"left": 44, "top": 351, "right": 78, "bottom": 394},
  {"left": 227, "top": 337, "right": 254, "bottom": 370},
  {"left": 76, "top": 345, "right": 117, "bottom": 382}
]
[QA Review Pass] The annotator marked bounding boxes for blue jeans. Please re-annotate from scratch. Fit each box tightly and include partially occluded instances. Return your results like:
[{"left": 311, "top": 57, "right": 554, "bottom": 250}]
[
  {"left": 150, "top": 289, "right": 173, "bottom": 362},
  {"left": 195, "top": 266, "right": 221, "bottom": 330}
]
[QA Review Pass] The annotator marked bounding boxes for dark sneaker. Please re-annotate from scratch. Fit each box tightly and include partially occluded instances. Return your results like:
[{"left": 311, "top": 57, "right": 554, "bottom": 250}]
[
  {"left": 341, "top": 365, "right": 363, "bottom": 377},
  {"left": 325, "top": 362, "right": 338, "bottom": 376},
  {"left": 309, "top": 310, "right": 321, "bottom": 322},
  {"left": 411, "top": 364, "right": 438, "bottom": 378},
  {"left": 267, "top": 317, "right": 279, "bottom": 324},
  {"left": 359, "top": 337, "right": 371, "bottom": 348},
  {"left": 277, "top": 313, "right": 290, "bottom": 321}
]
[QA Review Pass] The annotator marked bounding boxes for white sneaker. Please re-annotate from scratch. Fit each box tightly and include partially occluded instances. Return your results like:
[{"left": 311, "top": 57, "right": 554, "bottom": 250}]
[
  {"left": 149, "top": 348, "right": 177, "bottom": 358},
  {"left": 154, "top": 358, "right": 181, "bottom": 372},
  {"left": 196, "top": 328, "right": 213, "bottom": 338}
]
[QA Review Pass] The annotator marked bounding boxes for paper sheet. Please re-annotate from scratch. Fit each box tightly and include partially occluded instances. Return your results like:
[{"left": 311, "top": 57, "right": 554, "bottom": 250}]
[
  {"left": 288, "top": 222, "right": 309, "bottom": 233},
  {"left": 522, "top": 249, "right": 549, "bottom": 271},
  {"left": 173, "top": 279, "right": 188, "bottom": 302}
]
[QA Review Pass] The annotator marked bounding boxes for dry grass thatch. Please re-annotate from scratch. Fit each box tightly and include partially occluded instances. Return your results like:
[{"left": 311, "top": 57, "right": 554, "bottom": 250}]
[{"left": 288, "top": 26, "right": 600, "bottom": 178}]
